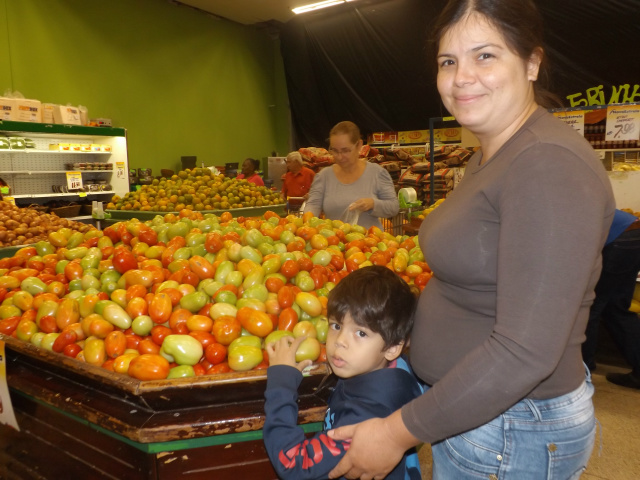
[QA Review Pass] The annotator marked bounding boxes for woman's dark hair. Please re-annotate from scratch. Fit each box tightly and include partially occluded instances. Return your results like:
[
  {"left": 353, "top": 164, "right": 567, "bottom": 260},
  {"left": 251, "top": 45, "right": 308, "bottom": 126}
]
[
  {"left": 327, "top": 265, "right": 417, "bottom": 349},
  {"left": 244, "top": 158, "right": 260, "bottom": 171},
  {"left": 431, "top": 0, "right": 562, "bottom": 108}
]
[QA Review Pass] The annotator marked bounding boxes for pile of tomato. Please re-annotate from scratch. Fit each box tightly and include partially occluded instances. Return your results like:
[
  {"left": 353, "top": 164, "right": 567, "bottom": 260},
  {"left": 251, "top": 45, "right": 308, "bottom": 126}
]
[{"left": 0, "top": 209, "right": 431, "bottom": 381}]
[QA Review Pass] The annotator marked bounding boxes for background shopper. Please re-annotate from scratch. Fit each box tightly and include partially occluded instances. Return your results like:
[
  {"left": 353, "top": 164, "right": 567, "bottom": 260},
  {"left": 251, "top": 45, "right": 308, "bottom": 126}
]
[
  {"left": 583, "top": 209, "right": 640, "bottom": 389},
  {"left": 236, "top": 158, "right": 264, "bottom": 186},
  {"left": 304, "top": 121, "right": 398, "bottom": 229},
  {"left": 281, "top": 151, "right": 315, "bottom": 211},
  {"left": 328, "top": 1, "right": 615, "bottom": 479}
]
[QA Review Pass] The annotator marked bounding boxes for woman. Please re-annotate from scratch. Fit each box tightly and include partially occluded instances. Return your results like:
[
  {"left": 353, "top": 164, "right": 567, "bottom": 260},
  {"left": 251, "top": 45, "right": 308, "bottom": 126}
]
[
  {"left": 303, "top": 121, "right": 398, "bottom": 229},
  {"left": 236, "top": 158, "right": 264, "bottom": 186},
  {"left": 328, "top": 1, "right": 615, "bottom": 479},
  {"left": 281, "top": 151, "right": 315, "bottom": 200}
]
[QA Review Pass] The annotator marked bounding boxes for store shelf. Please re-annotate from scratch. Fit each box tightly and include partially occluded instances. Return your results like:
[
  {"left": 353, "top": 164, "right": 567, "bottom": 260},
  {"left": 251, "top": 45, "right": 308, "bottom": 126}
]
[
  {"left": 0, "top": 149, "right": 111, "bottom": 155},
  {"left": 12, "top": 191, "right": 114, "bottom": 199},
  {"left": 0, "top": 170, "right": 112, "bottom": 175}
]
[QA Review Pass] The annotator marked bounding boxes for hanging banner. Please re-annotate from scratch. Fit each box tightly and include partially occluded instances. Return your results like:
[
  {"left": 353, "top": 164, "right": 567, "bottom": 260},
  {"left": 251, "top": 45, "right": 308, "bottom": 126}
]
[
  {"left": 0, "top": 340, "right": 20, "bottom": 431},
  {"left": 605, "top": 104, "right": 640, "bottom": 142},
  {"left": 553, "top": 110, "right": 586, "bottom": 135}
]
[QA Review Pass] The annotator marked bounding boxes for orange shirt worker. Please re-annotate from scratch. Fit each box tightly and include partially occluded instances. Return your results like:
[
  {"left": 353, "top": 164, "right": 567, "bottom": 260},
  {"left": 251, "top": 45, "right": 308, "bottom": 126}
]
[{"left": 282, "top": 151, "right": 315, "bottom": 200}]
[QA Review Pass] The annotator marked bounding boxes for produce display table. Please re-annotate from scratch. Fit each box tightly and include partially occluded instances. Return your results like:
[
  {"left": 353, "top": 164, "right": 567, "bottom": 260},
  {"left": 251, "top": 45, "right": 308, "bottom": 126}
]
[
  {"left": 104, "top": 204, "right": 286, "bottom": 223},
  {"left": 0, "top": 336, "right": 334, "bottom": 479}
]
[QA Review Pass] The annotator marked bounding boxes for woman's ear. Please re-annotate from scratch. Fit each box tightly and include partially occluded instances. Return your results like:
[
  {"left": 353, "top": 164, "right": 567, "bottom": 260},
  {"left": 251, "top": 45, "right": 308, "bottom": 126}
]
[
  {"left": 527, "top": 47, "right": 543, "bottom": 82},
  {"left": 383, "top": 341, "right": 404, "bottom": 362}
]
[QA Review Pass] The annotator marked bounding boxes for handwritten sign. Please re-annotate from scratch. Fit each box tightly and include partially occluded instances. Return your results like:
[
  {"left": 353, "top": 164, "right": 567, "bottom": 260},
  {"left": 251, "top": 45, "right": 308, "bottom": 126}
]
[
  {"left": 605, "top": 105, "right": 640, "bottom": 142},
  {"left": 0, "top": 340, "right": 20, "bottom": 431},
  {"left": 553, "top": 110, "right": 586, "bottom": 135},
  {"left": 66, "top": 171, "right": 83, "bottom": 190}
]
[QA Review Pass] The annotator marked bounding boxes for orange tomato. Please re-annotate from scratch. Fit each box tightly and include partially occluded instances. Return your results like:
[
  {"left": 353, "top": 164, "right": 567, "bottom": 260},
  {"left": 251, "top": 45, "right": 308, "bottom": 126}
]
[
  {"left": 236, "top": 307, "right": 274, "bottom": 338},
  {"left": 128, "top": 354, "right": 170, "bottom": 380},
  {"left": 149, "top": 292, "right": 172, "bottom": 324}
]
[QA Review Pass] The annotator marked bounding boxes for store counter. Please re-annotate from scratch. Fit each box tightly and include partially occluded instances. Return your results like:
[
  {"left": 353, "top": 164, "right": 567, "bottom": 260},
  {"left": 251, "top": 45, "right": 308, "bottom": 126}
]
[{"left": 0, "top": 336, "right": 333, "bottom": 479}]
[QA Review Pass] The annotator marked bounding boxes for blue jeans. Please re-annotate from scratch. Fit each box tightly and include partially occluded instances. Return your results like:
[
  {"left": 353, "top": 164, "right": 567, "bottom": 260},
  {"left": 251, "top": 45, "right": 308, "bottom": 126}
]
[{"left": 431, "top": 374, "right": 596, "bottom": 479}]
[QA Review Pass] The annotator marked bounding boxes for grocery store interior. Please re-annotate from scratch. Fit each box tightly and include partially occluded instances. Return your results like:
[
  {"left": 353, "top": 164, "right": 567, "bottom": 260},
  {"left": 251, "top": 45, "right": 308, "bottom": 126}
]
[{"left": 0, "top": 0, "right": 639, "bottom": 479}]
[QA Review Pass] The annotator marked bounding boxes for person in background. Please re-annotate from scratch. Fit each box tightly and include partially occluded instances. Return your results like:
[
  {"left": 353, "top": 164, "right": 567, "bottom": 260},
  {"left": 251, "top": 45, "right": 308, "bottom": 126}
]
[
  {"left": 327, "top": 1, "right": 615, "bottom": 479},
  {"left": 281, "top": 151, "right": 315, "bottom": 200},
  {"left": 263, "top": 266, "right": 423, "bottom": 479},
  {"left": 303, "top": 121, "right": 399, "bottom": 229},
  {"left": 582, "top": 208, "right": 640, "bottom": 389},
  {"left": 237, "top": 158, "right": 264, "bottom": 186}
]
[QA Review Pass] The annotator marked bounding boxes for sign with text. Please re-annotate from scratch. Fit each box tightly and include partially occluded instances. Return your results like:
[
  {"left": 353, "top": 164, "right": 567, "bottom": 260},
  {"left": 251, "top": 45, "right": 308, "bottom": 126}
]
[
  {"left": 0, "top": 340, "right": 20, "bottom": 430},
  {"left": 116, "top": 162, "right": 126, "bottom": 180},
  {"left": 553, "top": 110, "right": 586, "bottom": 135},
  {"left": 605, "top": 105, "right": 640, "bottom": 142},
  {"left": 66, "top": 171, "right": 83, "bottom": 190}
]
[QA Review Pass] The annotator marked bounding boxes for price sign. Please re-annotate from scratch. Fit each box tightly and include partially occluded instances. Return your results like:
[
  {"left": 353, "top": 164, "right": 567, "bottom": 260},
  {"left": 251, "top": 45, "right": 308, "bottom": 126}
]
[
  {"left": 116, "top": 162, "right": 125, "bottom": 179},
  {"left": 553, "top": 110, "right": 585, "bottom": 135},
  {"left": 0, "top": 340, "right": 20, "bottom": 431},
  {"left": 605, "top": 105, "right": 640, "bottom": 142},
  {"left": 66, "top": 171, "right": 83, "bottom": 190}
]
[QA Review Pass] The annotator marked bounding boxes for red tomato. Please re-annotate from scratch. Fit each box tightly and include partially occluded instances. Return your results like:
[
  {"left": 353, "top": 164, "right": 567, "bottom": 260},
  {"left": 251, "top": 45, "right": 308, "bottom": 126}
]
[
  {"left": 236, "top": 307, "right": 274, "bottom": 338},
  {"left": 207, "top": 362, "right": 231, "bottom": 375},
  {"left": 138, "top": 228, "right": 158, "bottom": 246},
  {"left": 298, "top": 257, "right": 313, "bottom": 272},
  {"left": 0, "top": 316, "right": 20, "bottom": 335},
  {"left": 278, "top": 307, "right": 298, "bottom": 332},
  {"left": 192, "top": 363, "right": 206, "bottom": 376},
  {"left": 149, "top": 292, "right": 172, "bottom": 324},
  {"left": 125, "top": 297, "right": 148, "bottom": 319},
  {"left": 151, "top": 325, "right": 172, "bottom": 346},
  {"left": 414, "top": 272, "right": 432, "bottom": 288},
  {"left": 104, "top": 331, "right": 127, "bottom": 358},
  {"left": 188, "top": 256, "right": 215, "bottom": 280},
  {"left": 189, "top": 331, "right": 216, "bottom": 348},
  {"left": 125, "top": 333, "right": 143, "bottom": 350},
  {"left": 138, "top": 337, "right": 161, "bottom": 355},
  {"left": 204, "top": 343, "right": 227, "bottom": 365},
  {"left": 113, "top": 249, "right": 138, "bottom": 274},
  {"left": 128, "top": 354, "right": 170, "bottom": 380},
  {"left": 64, "top": 262, "right": 83, "bottom": 281},
  {"left": 265, "top": 276, "right": 285, "bottom": 293},
  {"left": 204, "top": 232, "right": 224, "bottom": 253},
  {"left": 212, "top": 316, "right": 242, "bottom": 345},
  {"left": 63, "top": 343, "right": 82, "bottom": 358},
  {"left": 280, "top": 260, "right": 299, "bottom": 279}
]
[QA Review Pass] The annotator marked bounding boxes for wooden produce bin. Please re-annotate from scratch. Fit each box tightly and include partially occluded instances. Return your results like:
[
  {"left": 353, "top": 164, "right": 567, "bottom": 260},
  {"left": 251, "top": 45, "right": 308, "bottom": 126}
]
[
  {"left": 0, "top": 335, "right": 334, "bottom": 479},
  {"left": 105, "top": 204, "right": 286, "bottom": 223}
]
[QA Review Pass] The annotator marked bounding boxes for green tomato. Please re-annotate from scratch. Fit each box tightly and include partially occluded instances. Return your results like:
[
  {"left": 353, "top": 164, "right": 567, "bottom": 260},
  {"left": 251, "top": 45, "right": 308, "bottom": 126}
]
[
  {"left": 20, "top": 277, "right": 48, "bottom": 296},
  {"left": 100, "top": 270, "right": 121, "bottom": 285},
  {"left": 65, "top": 289, "right": 85, "bottom": 300},
  {"left": 225, "top": 270, "right": 243, "bottom": 287},
  {"left": 64, "top": 246, "right": 89, "bottom": 261},
  {"left": 180, "top": 291, "right": 209, "bottom": 313},
  {"left": 214, "top": 289, "right": 237, "bottom": 305},
  {"left": 55, "top": 260, "right": 70, "bottom": 275},
  {"left": 160, "top": 334, "right": 204, "bottom": 365},
  {"left": 40, "top": 333, "right": 60, "bottom": 352},
  {"left": 229, "top": 335, "right": 262, "bottom": 353},
  {"left": 310, "top": 316, "right": 329, "bottom": 343},
  {"left": 262, "top": 257, "right": 281, "bottom": 275},
  {"left": 228, "top": 345, "right": 263, "bottom": 372},
  {"left": 173, "top": 247, "right": 192, "bottom": 261},
  {"left": 279, "top": 230, "right": 295, "bottom": 245},
  {"left": 244, "top": 229, "right": 264, "bottom": 248},
  {"left": 81, "top": 274, "right": 101, "bottom": 291},
  {"left": 214, "top": 261, "right": 234, "bottom": 284},
  {"left": 132, "top": 315, "right": 153, "bottom": 336},
  {"left": 30, "top": 331, "right": 46, "bottom": 347},
  {"left": 157, "top": 280, "right": 180, "bottom": 292},
  {"left": 264, "top": 330, "right": 294, "bottom": 348},
  {"left": 311, "top": 250, "right": 332, "bottom": 266},
  {"left": 242, "top": 267, "right": 265, "bottom": 290},
  {"left": 66, "top": 231, "right": 85, "bottom": 249},
  {"left": 273, "top": 242, "right": 287, "bottom": 255},
  {"left": 203, "top": 280, "right": 224, "bottom": 297},
  {"left": 102, "top": 303, "right": 132, "bottom": 330},
  {"left": 34, "top": 241, "right": 55, "bottom": 256},
  {"left": 209, "top": 302, "right": 237, "bottom": 319},
  {"left": 295, "top": 337, "right": 321, "bottom": 362},
  {"left": 241, "top": 284, "right": 268, "bottom": 303},
  {"left": 167, "top": 365, "right": 196, "bottom": 379},
  {"left": 257, "top": 242, "right": 275, "bottom": 256},
  {"left": 235, "top": 298, "right": 266, "bottom": 312},
  {"left": 240, "top": 245, "right": 263, "bottom": 264}
]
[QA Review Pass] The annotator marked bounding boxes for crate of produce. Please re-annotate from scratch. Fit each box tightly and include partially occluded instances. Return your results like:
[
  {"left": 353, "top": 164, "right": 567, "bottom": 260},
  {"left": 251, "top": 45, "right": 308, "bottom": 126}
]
[{"left": 105, "top": 204, "right": 286, "bottom": 222}]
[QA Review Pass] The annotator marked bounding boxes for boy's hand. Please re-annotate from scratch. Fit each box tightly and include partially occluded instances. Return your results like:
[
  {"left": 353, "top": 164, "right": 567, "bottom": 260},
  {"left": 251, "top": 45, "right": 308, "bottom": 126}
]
[{"left": 266, "top": 336, "right": 313, "bottom": 372}]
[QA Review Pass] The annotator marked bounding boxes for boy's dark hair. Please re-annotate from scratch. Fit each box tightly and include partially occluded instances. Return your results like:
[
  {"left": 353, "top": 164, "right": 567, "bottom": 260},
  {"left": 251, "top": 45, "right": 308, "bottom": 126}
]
[{"left": 327, "top": 265, "right": 417, "bottom": 349}]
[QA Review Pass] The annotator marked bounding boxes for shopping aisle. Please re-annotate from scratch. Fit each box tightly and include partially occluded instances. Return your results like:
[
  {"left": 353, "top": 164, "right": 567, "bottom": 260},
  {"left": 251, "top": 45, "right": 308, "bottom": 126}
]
[{"left": 417, "top": 364, "right": 640, "bottom": 479}]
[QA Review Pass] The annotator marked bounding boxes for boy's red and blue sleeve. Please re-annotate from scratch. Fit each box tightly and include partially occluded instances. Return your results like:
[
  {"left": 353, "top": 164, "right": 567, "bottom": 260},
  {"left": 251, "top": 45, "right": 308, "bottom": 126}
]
[{"left": 263, "top": 365, "right": 348, "bottom": 479}]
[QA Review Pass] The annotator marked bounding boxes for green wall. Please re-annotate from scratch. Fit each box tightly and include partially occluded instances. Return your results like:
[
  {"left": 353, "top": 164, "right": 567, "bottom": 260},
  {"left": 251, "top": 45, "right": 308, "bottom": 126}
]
[{"left": 0, "top": 0, "right": 290, "bottom": 172}]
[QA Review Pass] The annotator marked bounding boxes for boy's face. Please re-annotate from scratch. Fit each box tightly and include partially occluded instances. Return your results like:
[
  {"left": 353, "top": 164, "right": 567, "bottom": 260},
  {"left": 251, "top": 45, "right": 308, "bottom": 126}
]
[{"left": 326, "top": 312, "right": 402, "bottom": 379}]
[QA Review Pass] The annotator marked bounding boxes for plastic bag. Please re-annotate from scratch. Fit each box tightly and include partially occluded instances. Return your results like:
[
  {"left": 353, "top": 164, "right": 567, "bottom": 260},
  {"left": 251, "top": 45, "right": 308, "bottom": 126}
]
[{"left": 340, "top": 204, "right": 360, "bottom": 225}]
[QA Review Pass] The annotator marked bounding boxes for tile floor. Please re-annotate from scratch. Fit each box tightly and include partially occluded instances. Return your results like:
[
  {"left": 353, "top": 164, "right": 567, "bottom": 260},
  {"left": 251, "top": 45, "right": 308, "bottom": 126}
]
[{"left": 417, "top": 363, "right": 640, "bottom": 479}]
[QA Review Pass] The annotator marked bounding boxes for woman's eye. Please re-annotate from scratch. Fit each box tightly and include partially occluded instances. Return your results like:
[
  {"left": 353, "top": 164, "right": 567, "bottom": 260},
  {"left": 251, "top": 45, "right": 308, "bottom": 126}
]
[
  {"left": 439, "top": 59, "right": 454, "bottom": 68},
  {"left": 478, "top": 52, "right": 494, "bottom": 60}
]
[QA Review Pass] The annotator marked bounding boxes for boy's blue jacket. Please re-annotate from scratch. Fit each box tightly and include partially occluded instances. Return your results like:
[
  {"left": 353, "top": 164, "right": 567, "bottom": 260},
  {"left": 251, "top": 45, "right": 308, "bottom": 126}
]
[{"left": 263, "top": 356, "right": 424, "bottom": 479}]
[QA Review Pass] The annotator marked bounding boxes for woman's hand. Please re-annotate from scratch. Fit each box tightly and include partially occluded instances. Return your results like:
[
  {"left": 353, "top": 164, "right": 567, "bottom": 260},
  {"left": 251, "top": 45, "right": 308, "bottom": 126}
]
[
  {"left": 349, "top": 198, "right": 374, "bottom": 212},
  {"left": 328, "top": 411, "right": 419, "bottom": 479},
  {"left": 265, "top": 336, "right": 312, "bottom": 372}
]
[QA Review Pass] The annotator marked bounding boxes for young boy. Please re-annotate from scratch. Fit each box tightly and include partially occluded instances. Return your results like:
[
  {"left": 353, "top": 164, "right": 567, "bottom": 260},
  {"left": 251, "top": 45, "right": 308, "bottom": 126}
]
[{"left": 263, "top": 265, "right": 423, "bottom": 479}]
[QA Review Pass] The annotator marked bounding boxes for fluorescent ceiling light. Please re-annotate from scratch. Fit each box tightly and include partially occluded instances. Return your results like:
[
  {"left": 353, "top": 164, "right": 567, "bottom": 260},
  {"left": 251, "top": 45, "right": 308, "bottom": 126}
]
[{"left": 292, "top": 0, "right": 357, "bottom": 15}]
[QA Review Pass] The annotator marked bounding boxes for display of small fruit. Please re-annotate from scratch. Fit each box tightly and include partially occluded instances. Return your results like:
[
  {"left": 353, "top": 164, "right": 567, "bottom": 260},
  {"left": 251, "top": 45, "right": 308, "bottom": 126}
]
[
  {"left": 0, "top": 200, "right": 96, "bottom": 247},
  {"left": 417, "top": 198, "right": 446, "bottom": 220},
  {"left": 0, "top": 209, "right": 431, "bottom": 381},
  {"left": 107, "top": 168, "right": 285, "bottom": 212}
]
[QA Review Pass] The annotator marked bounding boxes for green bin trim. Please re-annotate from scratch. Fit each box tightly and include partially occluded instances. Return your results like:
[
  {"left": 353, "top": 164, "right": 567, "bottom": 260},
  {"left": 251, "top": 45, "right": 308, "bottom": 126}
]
[
  {"left": 12, "top": 389, "right": 322, "bottom": 453},
  {"left": 0, "top": 120, "right": 125, "bottom": 137}
]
